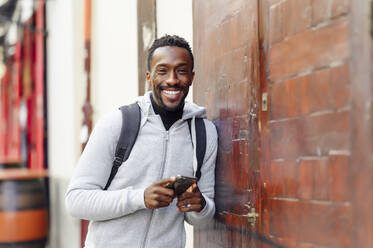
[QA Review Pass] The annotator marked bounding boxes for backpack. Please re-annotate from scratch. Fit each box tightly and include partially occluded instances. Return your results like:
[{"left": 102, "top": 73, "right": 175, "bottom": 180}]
[{"left": 103, "top": 103, "right": 207, "bottom": 190}]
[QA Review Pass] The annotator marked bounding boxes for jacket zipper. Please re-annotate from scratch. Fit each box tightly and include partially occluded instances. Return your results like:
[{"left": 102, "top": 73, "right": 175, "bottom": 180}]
[{"left": 141, "top": 130, "right": 169, "bottom": 248}]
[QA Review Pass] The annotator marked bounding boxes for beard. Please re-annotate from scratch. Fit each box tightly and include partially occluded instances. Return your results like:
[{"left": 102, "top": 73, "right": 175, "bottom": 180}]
[{"left": 152, "top": 84, "right": 189, "bottom": 112}]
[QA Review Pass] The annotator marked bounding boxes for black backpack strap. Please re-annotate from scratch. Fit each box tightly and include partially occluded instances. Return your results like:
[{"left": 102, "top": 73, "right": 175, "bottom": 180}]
[
  {"left": 187, "top": 118, "right": 206, "bottom": 181},
  {"left": 104, "top": 103, "right": 141, "bottom": 190}
]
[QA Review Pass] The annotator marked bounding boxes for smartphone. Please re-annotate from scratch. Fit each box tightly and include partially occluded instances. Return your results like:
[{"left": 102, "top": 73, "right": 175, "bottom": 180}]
[{"left": 165, "top": 175, "right": 197, "bottom": 196}]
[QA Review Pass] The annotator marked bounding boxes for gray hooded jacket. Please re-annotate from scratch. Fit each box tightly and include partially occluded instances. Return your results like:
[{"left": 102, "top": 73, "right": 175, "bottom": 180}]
[{"left": 65, "top": 92, "right": 218, "bottom": 248}]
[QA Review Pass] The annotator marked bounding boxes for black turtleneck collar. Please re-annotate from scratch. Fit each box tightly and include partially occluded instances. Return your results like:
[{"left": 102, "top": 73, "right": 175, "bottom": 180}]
[{"left": 150, "top": 93, "right": 183, "bottom": 130}]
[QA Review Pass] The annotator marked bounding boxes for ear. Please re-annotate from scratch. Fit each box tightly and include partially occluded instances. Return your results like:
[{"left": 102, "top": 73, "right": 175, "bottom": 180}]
[
  {"left": 189, "top": 71, "right": 195, "bottom": 86},
  {"left": 146, "top": 71, "right": 151, "bottom": 86}
]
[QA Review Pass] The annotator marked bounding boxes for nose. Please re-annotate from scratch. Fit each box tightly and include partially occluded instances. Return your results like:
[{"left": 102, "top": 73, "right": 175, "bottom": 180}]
[{"left": 165, "top": 71, "right": 179, "bottom": 86}]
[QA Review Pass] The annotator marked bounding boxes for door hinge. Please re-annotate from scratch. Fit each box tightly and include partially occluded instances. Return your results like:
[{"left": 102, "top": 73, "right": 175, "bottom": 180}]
[
  {"left": 262, "top": 92, "right": 268, "bottom": 111},
  {"left": 245, "top": 207, "right": 259, "bottom": 225}
]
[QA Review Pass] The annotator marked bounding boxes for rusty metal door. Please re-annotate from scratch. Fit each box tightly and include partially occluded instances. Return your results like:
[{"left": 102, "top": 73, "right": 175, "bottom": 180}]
[
  {"left": 194, "top": 0, "right": 372, "bottom": 247},
  {"left": 193, "top": 0, "right": 265, "bottom": 247}
]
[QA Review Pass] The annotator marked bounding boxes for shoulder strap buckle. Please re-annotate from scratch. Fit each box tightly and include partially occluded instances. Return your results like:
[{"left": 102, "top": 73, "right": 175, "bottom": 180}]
[{"left": 113, "top": 156, "right": 123, "bottom": 168}]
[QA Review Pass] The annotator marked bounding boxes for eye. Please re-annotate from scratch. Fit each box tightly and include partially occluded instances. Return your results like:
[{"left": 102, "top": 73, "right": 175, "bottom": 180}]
[
  {"left": 177, "top": 68, "right": 188, "bottom": 74},
  {"left": 157, "top": 68, "right": 167, "bottom": 74}
]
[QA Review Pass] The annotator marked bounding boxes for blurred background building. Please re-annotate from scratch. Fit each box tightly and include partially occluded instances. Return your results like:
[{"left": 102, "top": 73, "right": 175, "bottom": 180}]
[
  {"left": 0, "top": 0, "right": 194, "bottom": 247},
  {"left": 0, "top": 0, "right": 372, "bottom": 248}
]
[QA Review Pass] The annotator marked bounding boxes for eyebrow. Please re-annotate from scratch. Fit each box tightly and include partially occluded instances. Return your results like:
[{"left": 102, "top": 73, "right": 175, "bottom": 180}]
[
  {"left": 155, "top": 63, "right": 189, "bottom": 68},
  {"left": 155, "top": 64, "right": 168, "bottom": 69}
]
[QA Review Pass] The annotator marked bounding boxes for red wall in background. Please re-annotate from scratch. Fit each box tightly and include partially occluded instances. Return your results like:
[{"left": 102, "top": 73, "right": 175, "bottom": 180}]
[
  {"left": 193, "top": 0, "right": 372, "bottom": 247},
  {"left": 260, "top": 0, "right": 352, "bottom": 247},
  {"left": 0, "top": 48, "right": 21, "bottom": 162},
  {"left": 0, "top": 1, "right": 46, "bottom": 170}
]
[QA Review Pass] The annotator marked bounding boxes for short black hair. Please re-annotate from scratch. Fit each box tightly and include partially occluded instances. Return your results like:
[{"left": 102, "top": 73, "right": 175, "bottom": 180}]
[{"left": 147, "top": 34, "right": 194, "bottom": 71}]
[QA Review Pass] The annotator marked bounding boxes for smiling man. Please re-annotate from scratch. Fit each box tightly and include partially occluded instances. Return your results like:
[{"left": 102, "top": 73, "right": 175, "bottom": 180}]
[
  {"left": 65, "top": 35, "right": 218, "bottom": 248},
  {"left": 147, "top": 44, "right": 194, "bottom": 112}
]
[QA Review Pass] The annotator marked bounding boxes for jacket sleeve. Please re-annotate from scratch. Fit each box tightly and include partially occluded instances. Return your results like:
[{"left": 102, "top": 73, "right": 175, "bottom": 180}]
[
  {"left": 65, "top": 110, "right": 146, "bottom": 221},
  {"left": 185, "top": 120, "right": 218, "bottom": 226}
]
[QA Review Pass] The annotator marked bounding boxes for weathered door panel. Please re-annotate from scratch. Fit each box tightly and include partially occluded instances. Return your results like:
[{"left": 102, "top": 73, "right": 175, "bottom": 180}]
[
  {"left": 258, "top": 0, "right": 354, "bottom": 247},
  {"left": 193, "top": 0, "right": 262, "bottom": 247},
  {"left": 194, "top": 0, "right": 372, "bottom": 247}
]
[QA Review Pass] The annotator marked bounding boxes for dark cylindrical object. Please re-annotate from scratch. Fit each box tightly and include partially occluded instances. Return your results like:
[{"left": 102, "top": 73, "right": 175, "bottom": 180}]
[
  {"left": 0, "top": 169, "right": 48, "bottom": 248},
  {"left": 0, "top": 160, "right": 23, "bottom": 169}
]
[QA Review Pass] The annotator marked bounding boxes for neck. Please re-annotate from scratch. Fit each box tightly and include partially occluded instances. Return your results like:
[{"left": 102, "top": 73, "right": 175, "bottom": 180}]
[{"left": 150, "top": 93, "right": 183, "bottom": 130}]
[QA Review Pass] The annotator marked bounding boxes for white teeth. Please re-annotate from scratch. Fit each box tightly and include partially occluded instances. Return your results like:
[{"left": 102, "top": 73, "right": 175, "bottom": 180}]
[{"left": 163, "top": 90, "right": 180, "bottom": 95}]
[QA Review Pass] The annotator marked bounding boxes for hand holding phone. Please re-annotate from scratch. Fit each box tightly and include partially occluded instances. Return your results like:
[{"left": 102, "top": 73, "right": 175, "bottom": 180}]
[
  {"left": 165, "top": 175, "right": 197, "bottom": 196},
  {"left": 175, "top": 180, "right": 206, "bottom": 213},
  {"left": 144, "top": 177, "right": 176, "bottom": 209}
]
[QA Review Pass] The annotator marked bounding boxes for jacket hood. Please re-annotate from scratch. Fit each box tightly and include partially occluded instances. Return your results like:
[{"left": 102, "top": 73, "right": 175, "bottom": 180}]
[{"left": 135, "top": 91, "right": 207, "bottom": 120}]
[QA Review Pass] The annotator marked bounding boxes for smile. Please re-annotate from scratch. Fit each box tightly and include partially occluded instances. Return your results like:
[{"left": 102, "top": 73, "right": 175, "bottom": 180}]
[{"left": 163, "top": 90, "right": 181, "bottom": 95}]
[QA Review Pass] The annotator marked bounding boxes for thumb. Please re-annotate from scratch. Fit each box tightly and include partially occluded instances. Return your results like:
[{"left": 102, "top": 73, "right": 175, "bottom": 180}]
[
  {"left": 153, "top": 177, "right": 176, "bottom": 187},
  {"left": 191, "top": 183, "right": 198, "bottom": 192}
]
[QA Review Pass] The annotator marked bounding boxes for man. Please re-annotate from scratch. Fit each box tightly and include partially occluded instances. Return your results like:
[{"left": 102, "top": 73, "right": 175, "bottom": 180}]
[{"left": 65, "top": 35, "right": 218, "bottom": 248}]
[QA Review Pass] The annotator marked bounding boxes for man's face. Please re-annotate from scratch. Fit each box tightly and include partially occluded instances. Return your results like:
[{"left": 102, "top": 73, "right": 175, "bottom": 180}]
[{"left": 146, "top": 46, "right": 194, "bottom": 111}]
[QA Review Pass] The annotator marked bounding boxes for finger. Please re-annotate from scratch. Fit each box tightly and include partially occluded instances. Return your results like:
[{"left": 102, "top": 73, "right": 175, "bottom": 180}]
[
  {"left": 186, "top": 185, "right": 194, "bottom": 193},
  {"left": 154, "top": 187, "right": 175, "bottom": 198},
  {"left": 177, "top": 196, "right": 201, "bottom": 205},
  {"left": 178, "top": 191, "right": 197, "bottom": 201},
  {"left": 148, "top": 196, "right": 174, "bottom": 209},
  {"left": 146, "top": 199, "right": 161, "bottom": 209},
  {"left": 177, "top": 204, "right": 202, "bottom": 213},
  {"left": 155, "top": 201, "right": 172, "bottom": 208},
  {"left": 155, "top": 194, "right": 174, "bottom": 204},
  {"left": 177, "top": 197, "right": 201, "bottom": 208},
  {"left": 192, "top": 183, "right": 198, "bottom": 192},
  {"left": 153, "top": 177, "right": 176, "bottom": 187}
]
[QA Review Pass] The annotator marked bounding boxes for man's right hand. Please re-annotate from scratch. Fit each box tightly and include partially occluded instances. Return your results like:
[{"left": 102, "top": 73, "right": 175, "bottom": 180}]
[{"left": 144, "top": 177, "right": 176, "bottom": 209}]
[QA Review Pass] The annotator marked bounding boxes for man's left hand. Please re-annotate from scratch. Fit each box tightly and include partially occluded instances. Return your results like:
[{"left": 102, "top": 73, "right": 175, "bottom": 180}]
[{"left": 176, "top": 183, "right": 206, "bottom": 212}]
